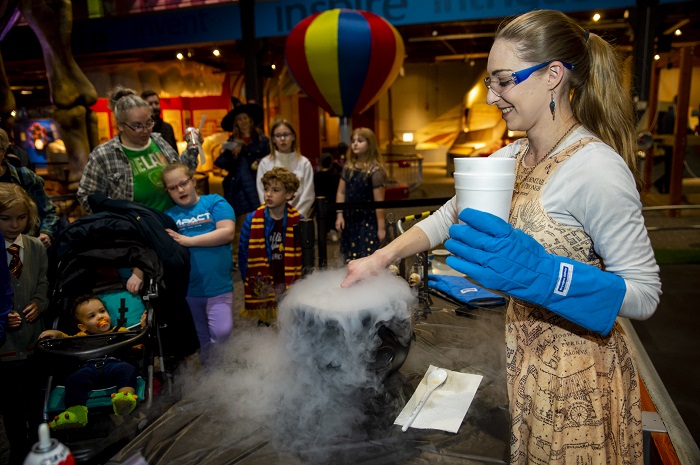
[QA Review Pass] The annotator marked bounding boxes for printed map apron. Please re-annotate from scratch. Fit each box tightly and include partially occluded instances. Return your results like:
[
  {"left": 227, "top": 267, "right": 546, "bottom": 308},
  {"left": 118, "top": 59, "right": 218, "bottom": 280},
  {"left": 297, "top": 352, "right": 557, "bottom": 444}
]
[{"left": 507, "top": 138, "right": 643, "bottom": 464}]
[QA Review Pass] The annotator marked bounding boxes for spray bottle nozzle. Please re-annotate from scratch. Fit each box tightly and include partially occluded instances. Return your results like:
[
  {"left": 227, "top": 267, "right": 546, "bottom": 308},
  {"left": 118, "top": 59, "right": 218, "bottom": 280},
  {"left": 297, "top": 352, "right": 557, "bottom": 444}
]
[{"left": 37, "top": 423, "right": 51, "bottom": 449}]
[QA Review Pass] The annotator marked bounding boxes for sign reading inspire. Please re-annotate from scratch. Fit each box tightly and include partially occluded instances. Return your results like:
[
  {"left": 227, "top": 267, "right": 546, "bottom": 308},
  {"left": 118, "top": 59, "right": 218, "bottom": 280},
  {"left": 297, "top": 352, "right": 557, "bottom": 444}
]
[
  {"left": 271, "top": 0, "right": 410, "bottom": 31},
  {"left": 72, "top": 0, "right": 641, "bottom": 54},
  {"left": 260, "top": 0, "right": 635, "bottom": 35}
]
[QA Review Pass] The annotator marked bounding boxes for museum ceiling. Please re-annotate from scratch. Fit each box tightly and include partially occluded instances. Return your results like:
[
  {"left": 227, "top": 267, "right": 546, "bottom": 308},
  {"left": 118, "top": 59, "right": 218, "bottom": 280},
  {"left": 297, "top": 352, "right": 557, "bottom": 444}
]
[{"left": 1, "top": 3, "right": 698, "bottom": 107}]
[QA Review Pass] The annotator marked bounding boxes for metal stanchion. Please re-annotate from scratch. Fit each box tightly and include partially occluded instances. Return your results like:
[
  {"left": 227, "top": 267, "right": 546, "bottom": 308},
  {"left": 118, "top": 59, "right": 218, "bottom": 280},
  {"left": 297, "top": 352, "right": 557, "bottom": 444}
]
[
  {"left": 419, "top": 250, "right": 432, "bottom": 312},
  {"left": 316, "top": 196, "right": 328, "bottom": 269},
  {"left": 296, "top": 219, "right": 316, "bottom": 277}
]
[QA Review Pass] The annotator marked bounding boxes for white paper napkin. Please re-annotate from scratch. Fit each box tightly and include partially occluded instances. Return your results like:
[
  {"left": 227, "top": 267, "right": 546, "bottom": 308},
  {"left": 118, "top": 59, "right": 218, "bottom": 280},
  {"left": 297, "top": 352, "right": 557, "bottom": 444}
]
[{"left": 394, "top": 365, "right": 483, "bottom": 433}]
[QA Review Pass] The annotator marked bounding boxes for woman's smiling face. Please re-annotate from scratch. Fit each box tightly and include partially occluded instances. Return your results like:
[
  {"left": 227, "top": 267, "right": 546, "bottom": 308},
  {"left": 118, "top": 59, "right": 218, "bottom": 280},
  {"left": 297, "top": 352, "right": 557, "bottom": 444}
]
[
  {"left": 235, "top": 113, "right": 252, "bottom": 133},
  {"left": 485, "top": 40, "right": 548, "bottom": 133}
]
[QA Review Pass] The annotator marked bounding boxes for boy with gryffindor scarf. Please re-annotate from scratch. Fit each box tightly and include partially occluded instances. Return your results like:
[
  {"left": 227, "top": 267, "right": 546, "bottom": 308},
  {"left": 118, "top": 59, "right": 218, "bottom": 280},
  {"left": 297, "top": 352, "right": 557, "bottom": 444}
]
[{"left": 239, "top": 167, "right": 302, "bottom": 325}]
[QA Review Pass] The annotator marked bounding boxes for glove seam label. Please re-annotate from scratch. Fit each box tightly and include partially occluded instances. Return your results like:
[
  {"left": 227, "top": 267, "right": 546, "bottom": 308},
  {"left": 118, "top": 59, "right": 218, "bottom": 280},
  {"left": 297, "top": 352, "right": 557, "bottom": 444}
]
[
  {"left": 460, "top": 288, "right": 478, "bottom": 294},
  {"left": 554, "top": 262, "right": 573, "bottom": 296}
]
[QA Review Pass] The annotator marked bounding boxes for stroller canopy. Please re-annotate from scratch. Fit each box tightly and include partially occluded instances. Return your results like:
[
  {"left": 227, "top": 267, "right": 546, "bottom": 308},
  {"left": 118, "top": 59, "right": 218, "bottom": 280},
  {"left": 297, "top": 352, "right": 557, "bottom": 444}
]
[{"left": 49, "top": 195, "right": 199, "bottom": 358}]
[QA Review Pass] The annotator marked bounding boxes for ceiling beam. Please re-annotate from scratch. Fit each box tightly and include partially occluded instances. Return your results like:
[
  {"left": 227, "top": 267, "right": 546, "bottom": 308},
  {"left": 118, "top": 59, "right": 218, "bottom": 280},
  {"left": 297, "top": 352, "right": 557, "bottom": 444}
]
[
  {"left": 435, "top": 52, "right": 489, "bottom": 63},
  {"left": 662, "top": 19, "right": 691, "bottom": 35},
  {"left": 409, "top": 32, "right": 494, "bottom": 42}
]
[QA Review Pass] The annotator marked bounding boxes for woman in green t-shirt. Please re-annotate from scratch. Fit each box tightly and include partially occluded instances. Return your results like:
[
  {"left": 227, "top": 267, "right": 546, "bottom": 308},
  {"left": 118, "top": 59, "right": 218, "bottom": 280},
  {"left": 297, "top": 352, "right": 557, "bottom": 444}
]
[
  {"left": 77, "top": 86, "right": 200, "bottom": 292},
  {"left": 77, "top": 86, "right": 199, "bottom": 213}
]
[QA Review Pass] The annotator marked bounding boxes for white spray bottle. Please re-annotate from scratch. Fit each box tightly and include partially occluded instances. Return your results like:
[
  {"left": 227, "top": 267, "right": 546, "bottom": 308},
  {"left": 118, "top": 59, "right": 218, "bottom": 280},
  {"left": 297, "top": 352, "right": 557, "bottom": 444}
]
[{"left": 23, "top": 423, "right": 75, "bottom": 465}]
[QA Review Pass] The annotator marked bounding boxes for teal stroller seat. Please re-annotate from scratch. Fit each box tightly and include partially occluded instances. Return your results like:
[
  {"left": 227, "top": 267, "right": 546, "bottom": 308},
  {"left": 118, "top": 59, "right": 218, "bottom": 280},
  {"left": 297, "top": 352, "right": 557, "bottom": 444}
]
[{"left": 43, "top": 289, "right": 149, "bottom": 415}]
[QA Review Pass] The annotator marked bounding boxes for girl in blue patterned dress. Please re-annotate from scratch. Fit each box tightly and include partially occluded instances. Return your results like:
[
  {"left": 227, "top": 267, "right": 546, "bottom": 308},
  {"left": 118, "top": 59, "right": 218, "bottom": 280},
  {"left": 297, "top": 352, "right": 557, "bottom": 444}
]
[{"left": 335, "top": 128, "right": 386, "bottom": 261}]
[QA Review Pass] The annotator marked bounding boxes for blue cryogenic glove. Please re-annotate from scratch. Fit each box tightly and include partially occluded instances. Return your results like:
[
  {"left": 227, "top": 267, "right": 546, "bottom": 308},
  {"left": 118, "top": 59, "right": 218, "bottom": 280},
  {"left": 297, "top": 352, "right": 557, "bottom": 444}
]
[
  {"left": 444, "top": 209, "right": 626, "bottom": 335},
  {"left": 427, "top": 274, "right": 506, "bottom": 306}
]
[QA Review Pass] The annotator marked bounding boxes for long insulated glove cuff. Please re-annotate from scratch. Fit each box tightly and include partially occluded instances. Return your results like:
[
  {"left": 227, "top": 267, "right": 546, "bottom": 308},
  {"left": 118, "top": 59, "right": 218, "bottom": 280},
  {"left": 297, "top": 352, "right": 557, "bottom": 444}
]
[{"left": 444, "top": 209, "right": 625, "bottom": 335}]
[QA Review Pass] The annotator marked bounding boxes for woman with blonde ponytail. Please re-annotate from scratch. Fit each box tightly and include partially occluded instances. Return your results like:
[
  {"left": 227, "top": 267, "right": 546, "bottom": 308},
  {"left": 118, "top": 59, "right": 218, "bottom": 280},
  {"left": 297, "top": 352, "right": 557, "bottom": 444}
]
[{"left": 342, "top": 9, "right": 659, "bottom": 464}]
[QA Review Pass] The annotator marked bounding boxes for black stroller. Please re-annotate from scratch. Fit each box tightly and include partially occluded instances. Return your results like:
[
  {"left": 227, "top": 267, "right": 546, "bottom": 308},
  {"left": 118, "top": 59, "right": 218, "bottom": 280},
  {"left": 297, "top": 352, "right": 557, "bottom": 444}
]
[{"left": 36, "top": 195, "right": 199, "bottom": 462}]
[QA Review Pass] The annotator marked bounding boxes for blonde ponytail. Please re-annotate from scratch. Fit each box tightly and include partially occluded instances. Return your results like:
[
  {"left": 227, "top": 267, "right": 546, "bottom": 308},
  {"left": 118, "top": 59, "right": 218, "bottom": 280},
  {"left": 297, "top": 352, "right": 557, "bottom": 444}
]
[{"left": 572, "top": 33, "right": 637, "bottom": 174}]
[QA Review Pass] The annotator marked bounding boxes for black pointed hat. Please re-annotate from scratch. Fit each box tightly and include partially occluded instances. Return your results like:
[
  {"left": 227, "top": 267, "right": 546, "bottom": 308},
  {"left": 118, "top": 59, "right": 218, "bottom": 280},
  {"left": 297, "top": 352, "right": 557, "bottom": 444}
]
[{"left": 221, "top": 97, "right": 264, "bottom": 131}]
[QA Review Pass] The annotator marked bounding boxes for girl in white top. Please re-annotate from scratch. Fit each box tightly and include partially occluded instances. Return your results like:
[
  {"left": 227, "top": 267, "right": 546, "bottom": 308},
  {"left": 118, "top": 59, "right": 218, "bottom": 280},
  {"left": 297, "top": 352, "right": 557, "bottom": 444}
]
[{"left": 256, "top": 120, "right": 315, "bottom": 218}]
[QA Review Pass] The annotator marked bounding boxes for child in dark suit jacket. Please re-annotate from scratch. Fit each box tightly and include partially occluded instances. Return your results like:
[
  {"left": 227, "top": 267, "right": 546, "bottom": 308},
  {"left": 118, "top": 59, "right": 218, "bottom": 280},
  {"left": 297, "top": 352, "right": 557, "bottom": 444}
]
[{"left": 0, "top": 183, "right": 48, "bottom": 463}]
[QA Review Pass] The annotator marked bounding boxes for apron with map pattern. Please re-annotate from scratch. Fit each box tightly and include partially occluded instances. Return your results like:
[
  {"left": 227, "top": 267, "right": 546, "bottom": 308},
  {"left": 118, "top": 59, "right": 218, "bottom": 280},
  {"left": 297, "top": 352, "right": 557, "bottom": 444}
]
[{"left": 506, "top": 137, "right": 643, "bottom": 464}]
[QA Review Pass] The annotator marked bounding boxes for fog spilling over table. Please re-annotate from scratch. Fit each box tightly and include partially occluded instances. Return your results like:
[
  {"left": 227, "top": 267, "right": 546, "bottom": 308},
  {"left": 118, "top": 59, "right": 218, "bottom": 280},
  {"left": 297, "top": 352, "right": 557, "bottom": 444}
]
[{"left": 107, "top": 271, "right": 509, "bottom": 465}]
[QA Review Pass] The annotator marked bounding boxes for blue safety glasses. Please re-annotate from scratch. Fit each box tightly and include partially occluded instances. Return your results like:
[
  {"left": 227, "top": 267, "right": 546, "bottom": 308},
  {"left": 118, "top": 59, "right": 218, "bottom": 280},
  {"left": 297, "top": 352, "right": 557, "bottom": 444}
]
[{"left": 484, "top": 61, "right": 574, "bottom": 98}]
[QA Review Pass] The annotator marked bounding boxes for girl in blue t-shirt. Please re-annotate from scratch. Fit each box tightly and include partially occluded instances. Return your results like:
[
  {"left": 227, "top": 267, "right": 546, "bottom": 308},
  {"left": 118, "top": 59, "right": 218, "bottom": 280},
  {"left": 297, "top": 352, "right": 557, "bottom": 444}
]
[{"left": 162, "top": 163, "right": 236, "bottom": 360}]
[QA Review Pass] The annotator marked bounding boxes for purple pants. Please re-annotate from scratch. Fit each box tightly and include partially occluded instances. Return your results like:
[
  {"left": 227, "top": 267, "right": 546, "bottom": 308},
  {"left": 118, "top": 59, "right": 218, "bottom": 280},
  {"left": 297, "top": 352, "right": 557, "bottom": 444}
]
[{"left": 186, "top": 292, "right": 233, "bottom": 358}]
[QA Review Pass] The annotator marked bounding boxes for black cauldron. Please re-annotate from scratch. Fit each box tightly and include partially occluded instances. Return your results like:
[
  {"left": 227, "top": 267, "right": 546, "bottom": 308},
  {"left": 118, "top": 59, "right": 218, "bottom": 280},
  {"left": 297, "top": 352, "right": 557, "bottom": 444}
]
[{"left": 279, "top": 269, "right": 415, "bottom": 385}]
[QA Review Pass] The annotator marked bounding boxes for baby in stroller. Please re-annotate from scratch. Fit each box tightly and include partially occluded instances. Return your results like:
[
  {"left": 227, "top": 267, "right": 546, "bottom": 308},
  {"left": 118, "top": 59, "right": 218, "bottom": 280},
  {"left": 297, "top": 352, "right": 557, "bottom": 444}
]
[
  {"left": 34, "top": 195, "right": 198, "bottom": 461},
  {"left": 40, "top": 295, "right": 146, "bottom": 430}
]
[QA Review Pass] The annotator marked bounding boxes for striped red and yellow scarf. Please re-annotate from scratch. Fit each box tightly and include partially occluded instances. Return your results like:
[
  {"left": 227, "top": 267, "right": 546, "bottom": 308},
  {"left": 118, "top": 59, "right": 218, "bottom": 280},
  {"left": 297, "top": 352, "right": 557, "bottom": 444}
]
[{"left": 242, "top": 204, "right": 302, "bottom": 323}]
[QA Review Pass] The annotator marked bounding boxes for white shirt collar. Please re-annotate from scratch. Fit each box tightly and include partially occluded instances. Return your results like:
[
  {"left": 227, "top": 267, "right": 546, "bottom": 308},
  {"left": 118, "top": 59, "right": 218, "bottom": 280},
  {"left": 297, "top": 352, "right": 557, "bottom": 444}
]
[{"left": 5, "top": 235, "right": 24, "bottom": 250}]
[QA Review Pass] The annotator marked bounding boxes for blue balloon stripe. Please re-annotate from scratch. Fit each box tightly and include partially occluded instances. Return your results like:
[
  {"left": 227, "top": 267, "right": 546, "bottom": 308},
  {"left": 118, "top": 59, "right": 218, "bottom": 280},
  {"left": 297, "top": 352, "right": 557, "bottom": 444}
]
[{"left": 337, "top": 11, "right": 371, "bottom": 116}]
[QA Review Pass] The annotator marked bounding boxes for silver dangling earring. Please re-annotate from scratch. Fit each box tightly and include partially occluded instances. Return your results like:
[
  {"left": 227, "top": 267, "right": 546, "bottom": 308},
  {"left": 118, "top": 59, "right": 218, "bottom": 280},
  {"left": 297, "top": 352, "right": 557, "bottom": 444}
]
[{"left": 550, "top": 90, "right": 556, "bottom": 121}]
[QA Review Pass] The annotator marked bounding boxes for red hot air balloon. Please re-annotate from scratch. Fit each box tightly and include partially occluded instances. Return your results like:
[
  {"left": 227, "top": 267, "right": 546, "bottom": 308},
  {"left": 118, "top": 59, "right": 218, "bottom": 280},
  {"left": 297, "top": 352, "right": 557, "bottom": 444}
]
[{"left": 285, "top": 9, "right": 405, "bottom": 118}]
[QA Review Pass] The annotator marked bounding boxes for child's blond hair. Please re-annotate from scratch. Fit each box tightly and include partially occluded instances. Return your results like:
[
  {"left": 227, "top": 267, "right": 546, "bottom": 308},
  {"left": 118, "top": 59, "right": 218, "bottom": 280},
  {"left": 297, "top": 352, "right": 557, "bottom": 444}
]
[
  {"left": 161, "top": 162, "right": 195, "bottom": 182},
  {"left": 0, "top": 183, "right": 39, "bottom": 235}
]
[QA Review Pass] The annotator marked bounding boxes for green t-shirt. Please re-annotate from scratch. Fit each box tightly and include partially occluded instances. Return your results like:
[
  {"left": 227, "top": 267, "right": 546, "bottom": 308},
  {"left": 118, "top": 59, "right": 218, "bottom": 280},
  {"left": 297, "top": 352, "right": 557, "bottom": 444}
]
[{"left": 122, "top": 140, "right": 174, "bottom": 212}]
